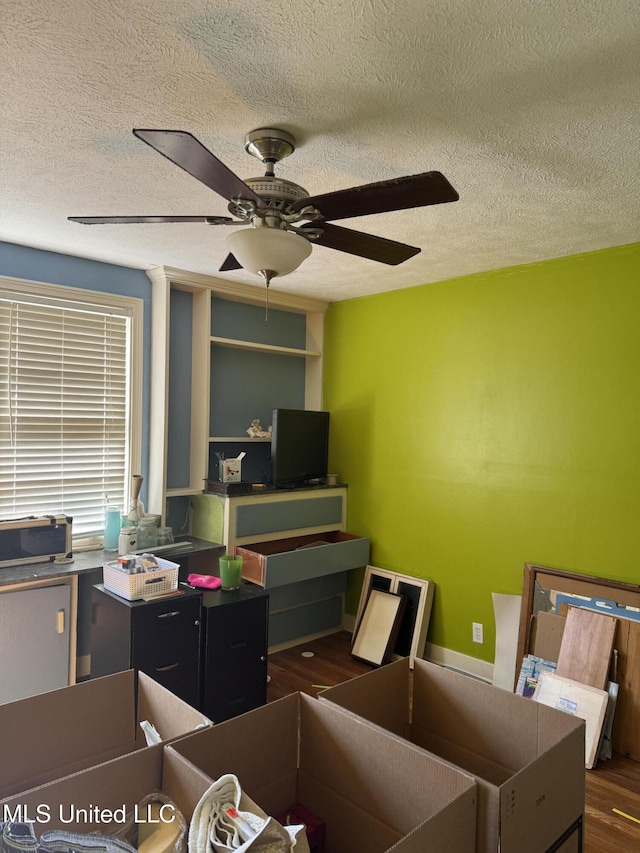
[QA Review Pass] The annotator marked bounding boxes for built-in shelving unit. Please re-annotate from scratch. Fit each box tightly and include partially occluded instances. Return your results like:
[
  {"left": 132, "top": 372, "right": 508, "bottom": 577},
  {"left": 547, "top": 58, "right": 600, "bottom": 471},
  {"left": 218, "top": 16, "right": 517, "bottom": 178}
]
[
  {"left": 210, "top": 335, "right": 321, "bottom": 359},
  {"left": 146, "top": 266, "right": 328, "bottom": 524},
  {"left": 209, "top": 436, "right": 271, "bottom": 443}
]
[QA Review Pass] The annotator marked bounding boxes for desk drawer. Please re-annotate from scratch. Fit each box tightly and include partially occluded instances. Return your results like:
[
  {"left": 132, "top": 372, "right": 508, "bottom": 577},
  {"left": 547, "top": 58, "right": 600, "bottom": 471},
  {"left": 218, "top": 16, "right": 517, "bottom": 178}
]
[
  {"left": 235, "top": 531, "right": 370, "bottom": 589},
  {"left": 131, "top": 594, "right": 201, "bottom": 633}
]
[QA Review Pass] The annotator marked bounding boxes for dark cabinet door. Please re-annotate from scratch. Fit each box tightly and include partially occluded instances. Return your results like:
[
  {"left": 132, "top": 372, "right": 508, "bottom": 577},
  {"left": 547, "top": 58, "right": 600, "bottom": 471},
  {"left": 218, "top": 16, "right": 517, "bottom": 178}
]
[
  {"left": 91, "top": 584, "right": 202, "bottom": 708},
  {"left": 132, "top": 596, "right": 201, "bottom": 708},
  {"left": 202, "top": 594, "right": 268, "bottom": 722}
]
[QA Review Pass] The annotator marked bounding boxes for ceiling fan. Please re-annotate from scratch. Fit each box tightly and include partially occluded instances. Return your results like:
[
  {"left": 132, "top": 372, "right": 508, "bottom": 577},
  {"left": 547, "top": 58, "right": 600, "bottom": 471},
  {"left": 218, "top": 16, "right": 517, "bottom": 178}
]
[{"left": 69, "top": 127, "right": 459, "bottom": 291}]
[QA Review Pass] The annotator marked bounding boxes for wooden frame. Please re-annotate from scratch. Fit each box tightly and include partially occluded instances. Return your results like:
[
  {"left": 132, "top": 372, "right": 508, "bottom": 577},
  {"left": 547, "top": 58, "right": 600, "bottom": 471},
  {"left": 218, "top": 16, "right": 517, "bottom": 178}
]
[
  {"left": 351, "top": 589, "right": 406, "bottom": 666},
  {"left": 518, "top": 563, "right": 640, "bottom": 761}
]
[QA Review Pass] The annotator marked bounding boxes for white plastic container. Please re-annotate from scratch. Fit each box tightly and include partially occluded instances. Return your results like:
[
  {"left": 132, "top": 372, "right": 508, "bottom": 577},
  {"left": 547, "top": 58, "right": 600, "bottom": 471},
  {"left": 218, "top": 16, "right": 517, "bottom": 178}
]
[{"left": 103, "top": 557, "right": 179, "bottom": 600}]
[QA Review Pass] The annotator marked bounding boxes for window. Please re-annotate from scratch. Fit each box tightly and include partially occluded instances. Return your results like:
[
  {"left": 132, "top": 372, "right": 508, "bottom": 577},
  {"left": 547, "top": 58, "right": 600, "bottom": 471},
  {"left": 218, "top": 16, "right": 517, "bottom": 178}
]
[{"left": 0, "top": 276, "right": 142, "bottom": 539}]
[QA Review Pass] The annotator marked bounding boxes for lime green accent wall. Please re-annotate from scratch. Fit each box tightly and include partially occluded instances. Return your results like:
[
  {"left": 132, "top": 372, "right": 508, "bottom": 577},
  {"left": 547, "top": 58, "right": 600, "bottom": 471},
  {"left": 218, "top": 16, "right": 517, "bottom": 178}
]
[
  {"left": 191, "top": 494, "right": 225, "bottom": 545},
  {"left": 323, "top": 243, "right": 640, "bottom": 662}
]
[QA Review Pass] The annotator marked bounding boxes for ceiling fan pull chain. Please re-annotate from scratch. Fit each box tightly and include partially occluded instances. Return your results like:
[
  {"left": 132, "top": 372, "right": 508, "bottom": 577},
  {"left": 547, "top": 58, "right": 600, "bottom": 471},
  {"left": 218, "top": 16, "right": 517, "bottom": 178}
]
[{"left": 259, "top": 270, "right": 275, "bottom": 321}]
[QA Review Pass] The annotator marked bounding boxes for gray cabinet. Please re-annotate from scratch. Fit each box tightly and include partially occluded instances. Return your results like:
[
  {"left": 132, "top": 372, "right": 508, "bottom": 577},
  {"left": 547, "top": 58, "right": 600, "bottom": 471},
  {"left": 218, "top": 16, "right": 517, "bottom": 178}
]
[
  {"left": 0, "top": 578, "right": 76, "bottom": 704},
  {"left": 192, "top": 487, "right": 370, "bottom": 649}
]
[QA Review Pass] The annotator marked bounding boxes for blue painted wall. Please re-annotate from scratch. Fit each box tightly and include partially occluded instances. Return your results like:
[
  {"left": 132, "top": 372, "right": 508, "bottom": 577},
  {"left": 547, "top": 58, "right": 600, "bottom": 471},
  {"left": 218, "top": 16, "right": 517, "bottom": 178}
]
[{"left": 0, "top": 241, "right": 152, "bottom": 498}]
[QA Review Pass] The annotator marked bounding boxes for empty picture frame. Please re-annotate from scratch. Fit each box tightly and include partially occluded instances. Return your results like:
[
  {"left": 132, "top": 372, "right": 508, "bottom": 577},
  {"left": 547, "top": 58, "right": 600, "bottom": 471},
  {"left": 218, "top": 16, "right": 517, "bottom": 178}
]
[
  {"left": 354, "top": 566, "right": 435, "bottom": 667},
  {"left": 351, "top": 589, "right": 406, "bottom": 666}
]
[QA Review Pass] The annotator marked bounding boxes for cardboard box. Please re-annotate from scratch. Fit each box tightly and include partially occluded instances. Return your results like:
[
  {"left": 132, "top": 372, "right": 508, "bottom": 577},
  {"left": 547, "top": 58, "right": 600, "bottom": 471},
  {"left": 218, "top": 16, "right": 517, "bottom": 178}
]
[
  {"left": 320, "top": 659, "right": 585, "bottom": 853},
  {"left": 0, "top": 669, "right": 210, "bottom": 800},
  {"left": 170, "top": 691, "right": 478, "bottom": 852},
  {"left": 0, "top": 742, "right": 211, "bottom": 837}
]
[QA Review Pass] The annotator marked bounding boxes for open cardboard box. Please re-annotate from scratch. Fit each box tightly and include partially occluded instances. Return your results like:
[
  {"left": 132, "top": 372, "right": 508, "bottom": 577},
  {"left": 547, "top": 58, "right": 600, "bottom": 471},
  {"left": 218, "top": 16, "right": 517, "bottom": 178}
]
[
  {"left": 0, "top": 742, "right": 212, "bottom": 838},
  {"left": 0, "top": 669, "right": 210, "bottom": 800},
  {"left": 169, "top": 691, "right": 478, "bottom": 853},
  {"left": 319, "top": 659, "right": 585, "bottom": 853}
]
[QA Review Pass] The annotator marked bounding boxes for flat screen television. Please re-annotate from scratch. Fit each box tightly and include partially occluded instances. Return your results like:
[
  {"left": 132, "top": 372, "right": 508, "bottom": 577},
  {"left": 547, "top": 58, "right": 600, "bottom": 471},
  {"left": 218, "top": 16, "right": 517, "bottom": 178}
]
[{"left": 270, "top": 408, "right": 330, "bottom": 487}]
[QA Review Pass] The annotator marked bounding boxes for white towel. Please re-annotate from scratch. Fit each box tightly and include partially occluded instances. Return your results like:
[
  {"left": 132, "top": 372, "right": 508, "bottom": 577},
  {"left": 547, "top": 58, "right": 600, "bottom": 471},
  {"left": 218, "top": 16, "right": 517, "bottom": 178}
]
[{"left": 189, "top": 774, "right": 310, "bottom": 853}]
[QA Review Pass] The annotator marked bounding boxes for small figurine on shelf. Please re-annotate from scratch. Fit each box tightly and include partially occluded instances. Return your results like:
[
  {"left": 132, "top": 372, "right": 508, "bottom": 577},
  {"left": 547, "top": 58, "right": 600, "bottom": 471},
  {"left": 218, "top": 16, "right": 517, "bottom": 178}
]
[{"left": 246, "top": 418, "right": 272, "bottom": 439}]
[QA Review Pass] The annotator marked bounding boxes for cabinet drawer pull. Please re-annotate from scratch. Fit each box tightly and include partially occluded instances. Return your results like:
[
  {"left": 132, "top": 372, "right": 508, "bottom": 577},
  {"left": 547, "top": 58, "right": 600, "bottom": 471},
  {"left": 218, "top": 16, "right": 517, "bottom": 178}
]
[
  {"left": 155, "top": 662, "right": 179, "bottom": 672},
  {"left": 56, "top": 609, "right": 65, "bottom": 634},
  {"left": 157, "top": 610, "right": 180, "bottom": 619}
]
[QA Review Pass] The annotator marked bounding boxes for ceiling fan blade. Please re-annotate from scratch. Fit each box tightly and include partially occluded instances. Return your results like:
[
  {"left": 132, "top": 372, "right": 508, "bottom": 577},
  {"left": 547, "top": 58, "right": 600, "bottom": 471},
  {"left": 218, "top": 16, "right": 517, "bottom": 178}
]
[
  {"left": 294, "top": 171, "right": 458, "bottom": 222},
  {"left": 68, "top": 215, "right": 236, "bottom": 224},
  {"left": 219, "top": 253, "right": 243, "bottom": 271},
  {"left": 133, "top": 130, "right": 265, "bottom": 207},
  {"left": 301, "top": 222, "right": 420, "bottom": 265}
]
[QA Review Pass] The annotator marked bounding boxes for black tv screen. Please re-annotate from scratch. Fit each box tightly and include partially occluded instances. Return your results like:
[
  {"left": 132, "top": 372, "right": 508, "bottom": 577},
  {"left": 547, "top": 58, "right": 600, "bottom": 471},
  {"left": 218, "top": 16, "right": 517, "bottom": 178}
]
[{"left": 271, "top": 409, "right": 330, "bottom": 486}]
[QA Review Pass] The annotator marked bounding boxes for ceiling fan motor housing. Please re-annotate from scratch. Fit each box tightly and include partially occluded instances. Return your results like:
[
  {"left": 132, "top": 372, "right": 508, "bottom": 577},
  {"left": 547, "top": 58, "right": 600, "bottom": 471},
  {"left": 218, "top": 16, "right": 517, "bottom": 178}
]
[{"left": 228, "top": 176, "right": 310, "bottom": 219}]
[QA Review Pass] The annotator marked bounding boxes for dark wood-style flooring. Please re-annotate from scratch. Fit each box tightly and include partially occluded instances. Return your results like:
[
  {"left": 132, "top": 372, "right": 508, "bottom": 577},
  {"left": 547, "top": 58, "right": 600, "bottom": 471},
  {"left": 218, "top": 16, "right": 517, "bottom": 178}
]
[{"left": 266, "top": 631, "right": 640, "bottom": 853}]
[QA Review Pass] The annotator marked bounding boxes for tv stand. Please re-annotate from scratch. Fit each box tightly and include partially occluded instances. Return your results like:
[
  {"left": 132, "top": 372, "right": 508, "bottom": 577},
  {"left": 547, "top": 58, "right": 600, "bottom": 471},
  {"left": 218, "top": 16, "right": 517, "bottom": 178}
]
[{"left": 191, "top": 486, "right": 369, "bottom": 650}]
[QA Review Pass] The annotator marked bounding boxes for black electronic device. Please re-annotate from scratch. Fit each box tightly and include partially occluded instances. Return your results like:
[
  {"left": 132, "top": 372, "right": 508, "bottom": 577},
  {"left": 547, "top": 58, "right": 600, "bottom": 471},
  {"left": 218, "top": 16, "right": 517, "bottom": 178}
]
[{"left": 270, "top": 409, "right": 330, "bottom": 487}]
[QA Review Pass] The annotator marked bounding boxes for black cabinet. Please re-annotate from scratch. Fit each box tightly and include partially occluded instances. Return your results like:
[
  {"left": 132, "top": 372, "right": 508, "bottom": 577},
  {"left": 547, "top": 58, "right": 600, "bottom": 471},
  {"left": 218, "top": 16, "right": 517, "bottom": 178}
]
[
  {"left": 91, "top": 584, "right": 202, "bottom": 708},
  {"left": 200, "top": 584, "right": 269, "bottom": 723},
  {"left": 91, "top": 571, "right": 269, "bottom": 722}
]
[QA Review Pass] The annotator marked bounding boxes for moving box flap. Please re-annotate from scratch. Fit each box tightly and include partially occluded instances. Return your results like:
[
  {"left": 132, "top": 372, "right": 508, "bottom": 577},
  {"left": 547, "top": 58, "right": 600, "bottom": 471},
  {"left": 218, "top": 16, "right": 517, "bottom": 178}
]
[
  {"left": 498, "top": 722, "right": 585, "bottom": 853},
  {"left": 411, "top": 659, "right": 545, "bottom": 770},
  {"left": 156, "top": 747, "right": 216, "bottom": 821},
  {"left": 0, "top": 671, "right": 139, "bottom": 799},
  {"left": 0, "top": 744, "right": 164, "bottom": 828},
  {"left": 318, "top": 658, "right": 411, "bottom": 737},
  {"left": 170, "top": 693, "right": 300, "bottom": 813},
  {"left": 0, "top": 745, "right": 213, "bottom": 836},
  {"left": 297, "top": 771, "right": 476, "bottom": 853},
  {"left": 411, "top": 722, "right": 508, "bottom": 853},
  {"left": 135, "top": 671, "right": 211, "bottom": 744},
  {"left": 392, "top": 787, "right": 477, "bottom": 853},
  {"left": 296, "top": 771, "right": 402, "bottom": 853},
  {"left": 299, "top": 694, "right": 476, "bottom": 836}
]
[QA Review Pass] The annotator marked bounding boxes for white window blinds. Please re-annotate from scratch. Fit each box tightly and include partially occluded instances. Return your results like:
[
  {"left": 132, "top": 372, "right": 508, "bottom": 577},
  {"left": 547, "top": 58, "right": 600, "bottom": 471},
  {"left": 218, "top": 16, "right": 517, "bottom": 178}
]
[{"left": 0, "top": 292, "right": 132, "bottom": 536}]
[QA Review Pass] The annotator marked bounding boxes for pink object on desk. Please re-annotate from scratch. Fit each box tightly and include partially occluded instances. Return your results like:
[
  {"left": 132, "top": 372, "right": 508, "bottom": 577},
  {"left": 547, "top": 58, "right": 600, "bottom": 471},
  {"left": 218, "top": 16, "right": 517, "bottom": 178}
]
[{"left": 188, "top": 574, "right": 222, "bottom": 590}]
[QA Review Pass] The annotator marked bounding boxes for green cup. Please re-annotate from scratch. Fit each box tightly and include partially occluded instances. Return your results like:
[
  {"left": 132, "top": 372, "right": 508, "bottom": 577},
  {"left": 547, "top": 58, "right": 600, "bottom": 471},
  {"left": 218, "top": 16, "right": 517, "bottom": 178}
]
[{"left": 219, "top": 555, "right": 243, "bottom": 590}]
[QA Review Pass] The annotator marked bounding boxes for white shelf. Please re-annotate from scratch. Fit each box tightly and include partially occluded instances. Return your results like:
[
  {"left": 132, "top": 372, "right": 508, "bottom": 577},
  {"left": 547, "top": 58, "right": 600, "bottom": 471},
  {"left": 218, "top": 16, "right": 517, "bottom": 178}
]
[
  {"left": 165, "top": 487, "right": 205, "bottom": 498},
  {"left": 210, "top": 336, "right": 321, "bottom": 358},
  {"left": 209, "top": 436, "right": 271, "bottom": 443}
]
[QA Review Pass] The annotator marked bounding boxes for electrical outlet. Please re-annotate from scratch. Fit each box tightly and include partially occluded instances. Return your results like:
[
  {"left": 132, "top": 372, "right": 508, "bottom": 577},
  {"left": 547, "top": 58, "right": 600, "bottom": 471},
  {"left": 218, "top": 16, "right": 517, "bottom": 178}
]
[{"left": 472, "top": 622, "right": 484, "bottom": 644}]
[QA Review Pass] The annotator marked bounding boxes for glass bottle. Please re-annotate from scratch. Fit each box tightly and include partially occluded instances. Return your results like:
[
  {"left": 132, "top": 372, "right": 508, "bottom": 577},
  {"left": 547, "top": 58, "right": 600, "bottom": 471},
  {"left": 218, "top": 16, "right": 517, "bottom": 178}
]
[{"left": 103, "top": 505, "right": 121, "bottom": 551}]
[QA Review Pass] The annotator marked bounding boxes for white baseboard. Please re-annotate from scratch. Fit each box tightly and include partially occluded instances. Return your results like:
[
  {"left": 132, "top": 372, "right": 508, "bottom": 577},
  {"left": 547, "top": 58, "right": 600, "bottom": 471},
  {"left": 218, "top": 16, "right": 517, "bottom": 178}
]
[
  {"left": 342, "top": 613, "right": 494, "bottom": 682},
  {"left": 424, "top": 643, "right": 494, "bottom": 682}
]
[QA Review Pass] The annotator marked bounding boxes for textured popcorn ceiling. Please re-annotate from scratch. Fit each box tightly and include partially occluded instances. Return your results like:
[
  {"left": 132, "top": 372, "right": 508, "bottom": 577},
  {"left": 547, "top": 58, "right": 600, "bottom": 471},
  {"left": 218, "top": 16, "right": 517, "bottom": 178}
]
[{"left": 1, "top": 0, "right": 639, "bottom": 302}]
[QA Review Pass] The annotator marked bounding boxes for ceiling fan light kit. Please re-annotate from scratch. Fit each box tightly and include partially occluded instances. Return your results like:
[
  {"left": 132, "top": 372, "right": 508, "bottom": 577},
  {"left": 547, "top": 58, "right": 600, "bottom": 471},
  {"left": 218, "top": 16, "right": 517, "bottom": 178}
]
[
  {"left": 226, "top": 226, "right": 312, "bottom": 277},
  {"left": 69, "top": 125, "right": 459, "bottom": 291}
]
